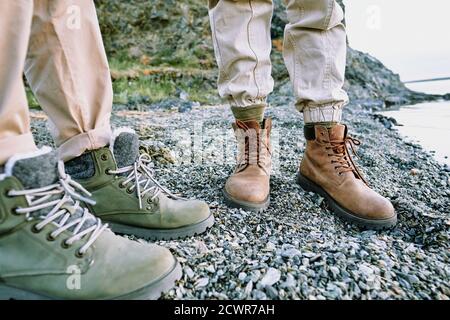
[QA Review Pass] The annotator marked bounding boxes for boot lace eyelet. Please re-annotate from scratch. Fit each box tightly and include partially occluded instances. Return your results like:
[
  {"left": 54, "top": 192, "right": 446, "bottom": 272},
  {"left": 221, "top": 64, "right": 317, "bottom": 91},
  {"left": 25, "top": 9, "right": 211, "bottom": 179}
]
[
  {"left": 47, "top": 233, "right": 56, "bottom": 242},
  {"left": 75, "top": 250, "right": 86, "bottom": 258},
  {"left": 101, "top": 154, "right": 108, "bottom": 161},
  {"left": 105, "top": 169, "right": 111, "bottom": 175},
  {"left": 126, "top": 187, "right": 134, "bottom": 194},
  {"left": 11, "top": 207, "right": 20, "bottom": 215},
  {"left": 61, "top": 240, "right": 72, "bottom": 249},
  {"left": 4, "top": 189, "right": 12, "bottom": 197},
  {"left": 31, "top": 224, "right": 41, "bottom": 233}
]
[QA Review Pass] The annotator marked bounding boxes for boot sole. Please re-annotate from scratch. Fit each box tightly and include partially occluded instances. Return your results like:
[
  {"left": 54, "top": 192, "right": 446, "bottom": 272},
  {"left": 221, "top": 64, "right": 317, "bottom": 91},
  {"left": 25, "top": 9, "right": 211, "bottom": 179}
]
[
  {"left": 296, "top": 173, "right": 397, "bottom": 230},
  {"left": 222, "top": 188, "right": 270, "bottom": 213},
  {"left": 107, "top": 213, "right": 214, "bottom": 241},
  {"left": 0, "top": 259, "right": 182, "bottom": 300}
]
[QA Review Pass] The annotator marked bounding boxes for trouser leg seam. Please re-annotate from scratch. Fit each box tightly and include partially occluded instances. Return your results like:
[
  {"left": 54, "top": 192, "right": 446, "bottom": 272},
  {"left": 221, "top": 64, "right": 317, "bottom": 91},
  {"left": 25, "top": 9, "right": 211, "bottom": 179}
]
[{"left": 247, "top": 0, "right": 262, "bottom": 99}]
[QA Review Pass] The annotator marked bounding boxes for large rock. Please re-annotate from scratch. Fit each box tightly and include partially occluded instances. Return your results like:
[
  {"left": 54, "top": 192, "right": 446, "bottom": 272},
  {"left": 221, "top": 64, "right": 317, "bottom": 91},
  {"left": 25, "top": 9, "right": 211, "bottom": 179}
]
[
  {"left": 96, "top": 0, "right": 439, "bottom": 105},
  {"left": 271, "top": 0, "right": 438, "bottom": 104}
]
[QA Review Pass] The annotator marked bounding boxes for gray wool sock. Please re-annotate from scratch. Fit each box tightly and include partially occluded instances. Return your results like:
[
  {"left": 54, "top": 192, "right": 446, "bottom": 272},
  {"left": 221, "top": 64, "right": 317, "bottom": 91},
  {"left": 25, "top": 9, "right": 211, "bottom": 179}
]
[
  {"left": 13, "top": 151, "right": 59, "bottom": 189},
  {"left": 65, "top": 152, "right": 95, "bottom": 179},
  {"left": 113, "top": 132, "right": 140, "bottom": 168},
  {"left": 11, "top": 149, "right": 96, "bottom": 231},
  {"left": 11, "top": 151, "right": 60, "bottom": 219},
  {"left": 65, "top": 132, "right": 140, "bottom": 179}
]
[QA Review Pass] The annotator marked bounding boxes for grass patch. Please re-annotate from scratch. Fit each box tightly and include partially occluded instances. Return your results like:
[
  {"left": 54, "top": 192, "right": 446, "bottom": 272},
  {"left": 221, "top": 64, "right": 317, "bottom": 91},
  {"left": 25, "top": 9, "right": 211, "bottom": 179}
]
[
  {"left": 26, "top": 54, "right": 220, "bottom": 109},
  {"left": 26, "top": 88, "right": 40, "bottom": 109},
  {"left": 109, "top": 54, "right": 219, "bottom": 106}
]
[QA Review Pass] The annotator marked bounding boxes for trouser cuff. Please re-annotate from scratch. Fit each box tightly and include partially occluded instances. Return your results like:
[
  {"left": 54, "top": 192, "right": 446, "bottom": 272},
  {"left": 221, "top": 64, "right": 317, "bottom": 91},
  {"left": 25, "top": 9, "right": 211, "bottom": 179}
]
[
  {"left": 58, "top": 126, "right": 112, "bottom": 162},
  {"left": 0, "top": 133, "right": 38, "bottom": 165},
  {"left": 302, "top": 103, "right": 344, "bottom": 123}
]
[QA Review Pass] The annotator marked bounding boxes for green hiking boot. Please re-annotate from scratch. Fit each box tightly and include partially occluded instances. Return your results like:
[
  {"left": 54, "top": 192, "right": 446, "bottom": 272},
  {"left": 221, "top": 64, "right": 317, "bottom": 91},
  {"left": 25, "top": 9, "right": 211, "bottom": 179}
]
[
  {"left": 65, "top": 129, "right": 214, "bottom": 241},
  {"left": 0, "top": 148, "right": 181, "bottom": 300}
]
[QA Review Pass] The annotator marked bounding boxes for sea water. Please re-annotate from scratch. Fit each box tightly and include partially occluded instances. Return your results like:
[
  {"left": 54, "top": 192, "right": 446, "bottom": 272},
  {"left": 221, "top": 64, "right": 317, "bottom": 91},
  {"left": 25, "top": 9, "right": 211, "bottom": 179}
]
[{"left": 380, "top": 80, "right": 450, "bottom": 166}]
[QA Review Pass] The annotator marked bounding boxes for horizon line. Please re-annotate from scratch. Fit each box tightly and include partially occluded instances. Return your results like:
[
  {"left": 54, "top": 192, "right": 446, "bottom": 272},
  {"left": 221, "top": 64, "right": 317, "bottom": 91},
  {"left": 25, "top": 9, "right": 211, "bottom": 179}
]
[{"left": 404, "top": 77, "right": 450, "bottom": 84}]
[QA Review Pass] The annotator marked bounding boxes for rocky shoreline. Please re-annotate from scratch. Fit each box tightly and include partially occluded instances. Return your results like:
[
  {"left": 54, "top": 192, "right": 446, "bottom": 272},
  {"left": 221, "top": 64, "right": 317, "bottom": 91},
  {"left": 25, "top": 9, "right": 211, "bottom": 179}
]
[{"left": 30, "top": 95, "right": 450, "bottom": 300}]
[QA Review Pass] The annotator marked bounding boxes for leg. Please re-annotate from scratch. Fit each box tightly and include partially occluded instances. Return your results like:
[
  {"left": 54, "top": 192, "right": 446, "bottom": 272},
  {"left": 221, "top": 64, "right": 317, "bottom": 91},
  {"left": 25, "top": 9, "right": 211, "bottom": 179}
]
[
  {"left": 0, "top": 1, "right": 181, "bottom": 299},
  {"left": 0, "top": 0, "right": 38, "bottom": 165},
  {"left": 208, "top": 0, "right": 274, "bottom": 211},
  {"left": 283, "top": 0, "right": 348, "bottom": 124},
  {"left": 24, "top": 0, "right": 112, "bottom": 161},
  {"left": 209, "top": 0, "right": 274, "bottom": 122},
  {"left": 24, "top": 1, "right": 213, "bottom": 240},
  {"left": 287, "top": 1, "right": 396, "bottom": 229}
]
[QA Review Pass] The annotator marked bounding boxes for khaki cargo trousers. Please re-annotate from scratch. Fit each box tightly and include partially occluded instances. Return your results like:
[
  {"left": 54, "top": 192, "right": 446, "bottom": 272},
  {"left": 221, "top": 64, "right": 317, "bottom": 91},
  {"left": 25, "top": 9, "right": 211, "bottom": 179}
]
[
  {"left": 0, "top": 0, "right": 112, "bottom": 164},
  {"left": 208, "top": 0, "right": 349, "bottom": 122}
]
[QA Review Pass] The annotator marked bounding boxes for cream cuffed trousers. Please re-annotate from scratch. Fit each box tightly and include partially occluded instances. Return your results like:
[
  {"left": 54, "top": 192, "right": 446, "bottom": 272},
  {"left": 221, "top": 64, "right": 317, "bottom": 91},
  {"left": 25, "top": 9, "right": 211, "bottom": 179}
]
[
  {"left": 0, "top": 0, "right": 112, "bottom": 164},
  {"left": 208, "top": 0, "right": 349, "bottom": 122}
]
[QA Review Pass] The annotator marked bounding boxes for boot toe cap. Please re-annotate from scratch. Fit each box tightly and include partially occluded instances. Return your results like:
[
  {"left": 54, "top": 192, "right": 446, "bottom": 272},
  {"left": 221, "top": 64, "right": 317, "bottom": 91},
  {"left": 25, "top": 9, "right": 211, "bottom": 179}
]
[
  {"left": 351, "top": 190, "right": 396, "bottom": 221},
  {"left": 371, "top": 196, "right": 396, "bottom": 220},
  {"left": 225, "top": 177, "right": 269, "bottom": 203},
  {"left": 84, "top": 230, "right": 178, "bottom": 299},
  {"left": 185, "top": 199, "right": 211, "bottom": 224},
  {"left": 163, "top": 198, "right": 211, "bottom": 228}
]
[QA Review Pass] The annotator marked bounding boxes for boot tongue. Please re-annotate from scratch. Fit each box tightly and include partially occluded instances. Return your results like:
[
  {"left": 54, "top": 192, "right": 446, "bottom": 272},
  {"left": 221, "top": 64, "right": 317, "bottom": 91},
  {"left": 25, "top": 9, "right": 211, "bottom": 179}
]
[
  {"left": 112, "top": 131, "right": 140, "bottom": 168},
  {"left": 328, "top": 124, "right": 346, "bottom": 141},
  {"left": 11, "top": 149, "right": 59, "bottom": 189},
  {"left": 235, "top": 118, "right": 272, "bottom": 131}
]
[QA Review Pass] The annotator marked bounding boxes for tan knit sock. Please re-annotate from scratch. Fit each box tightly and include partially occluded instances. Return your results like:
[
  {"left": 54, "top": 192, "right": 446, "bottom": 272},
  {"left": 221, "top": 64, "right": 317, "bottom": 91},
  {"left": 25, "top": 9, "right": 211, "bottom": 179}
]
[{"left": 231, "top": 104, "right": 266, "bottom": 123}]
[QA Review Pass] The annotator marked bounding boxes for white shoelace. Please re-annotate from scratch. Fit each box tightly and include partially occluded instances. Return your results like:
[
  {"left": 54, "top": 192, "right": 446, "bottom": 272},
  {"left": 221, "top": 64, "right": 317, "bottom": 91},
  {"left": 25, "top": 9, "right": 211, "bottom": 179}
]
[
  {"left": 8, "top": 162, "right": 107, "bottom": 255},
  {"left": 108, "top": 153, "right": 183, "bottom": 209}
]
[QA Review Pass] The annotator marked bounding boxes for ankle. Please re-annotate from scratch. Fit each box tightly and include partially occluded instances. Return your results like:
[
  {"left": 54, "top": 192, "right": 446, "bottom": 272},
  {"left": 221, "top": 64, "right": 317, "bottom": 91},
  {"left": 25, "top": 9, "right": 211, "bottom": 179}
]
[
  {"left": 231, "top": 104, "right": 266, "bottom": 124},
  {"left": 305, "top": 121, "right": 339, "bottom": 129}
]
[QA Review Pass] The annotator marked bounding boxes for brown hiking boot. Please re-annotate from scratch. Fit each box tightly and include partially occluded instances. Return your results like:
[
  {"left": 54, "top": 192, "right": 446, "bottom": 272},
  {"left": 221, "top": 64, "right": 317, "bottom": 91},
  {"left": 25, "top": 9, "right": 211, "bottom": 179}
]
[
  {"left": 223, "top": 118, "right": 272, "bottom": 212},
  {"left": 296, "top": 124, "right": 396, "bottom": 230}
]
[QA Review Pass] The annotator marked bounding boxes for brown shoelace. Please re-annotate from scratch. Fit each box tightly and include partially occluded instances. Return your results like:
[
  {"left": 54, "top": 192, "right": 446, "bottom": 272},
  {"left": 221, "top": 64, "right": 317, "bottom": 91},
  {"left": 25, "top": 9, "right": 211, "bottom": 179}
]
[
  {"left": 325, "top": 136, "right": 368, "bottom": 185},
  {"left": 235, "top": 120, "right": 271, "bottom": 174}
]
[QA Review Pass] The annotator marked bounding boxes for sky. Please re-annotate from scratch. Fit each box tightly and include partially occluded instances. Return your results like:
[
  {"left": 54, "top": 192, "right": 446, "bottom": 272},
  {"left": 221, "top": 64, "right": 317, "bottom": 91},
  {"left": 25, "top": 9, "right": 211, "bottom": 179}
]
[{"left": 344, "top": 0, "right": 450, "bottom": 82}]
